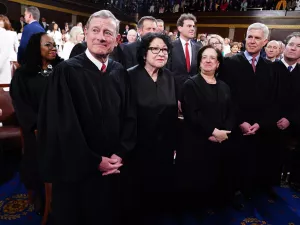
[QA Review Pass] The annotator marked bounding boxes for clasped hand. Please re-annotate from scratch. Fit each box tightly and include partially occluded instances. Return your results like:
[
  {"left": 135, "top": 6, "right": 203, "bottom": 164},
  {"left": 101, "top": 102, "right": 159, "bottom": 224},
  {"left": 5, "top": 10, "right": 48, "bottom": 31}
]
[
  {"left": 239, "top": 122, "right": 260, "bottom": 135},
  {"left": 99, "top": 154, "right": 123, "bottom": 176},
  {"left": 208, "top": 128, "right": 231, "bottom": 143}
]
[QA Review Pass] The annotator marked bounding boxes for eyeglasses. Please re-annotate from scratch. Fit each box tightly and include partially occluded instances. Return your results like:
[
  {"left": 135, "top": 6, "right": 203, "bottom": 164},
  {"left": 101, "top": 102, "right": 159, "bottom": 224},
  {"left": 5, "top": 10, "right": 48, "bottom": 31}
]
[
  {"left": 148, "top": 47, "right": 169, "bottom": 55},
  {"left": 42, "top": 42, "right": 57, "bottom": 49},
  {"left": 211, "top": 42, "right": 222, "bottom": 46}
]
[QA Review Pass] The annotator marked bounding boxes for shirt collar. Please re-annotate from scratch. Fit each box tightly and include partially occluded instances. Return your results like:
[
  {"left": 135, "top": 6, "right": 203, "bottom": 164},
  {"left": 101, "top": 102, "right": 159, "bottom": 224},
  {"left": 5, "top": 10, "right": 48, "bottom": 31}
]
[
  {"left": 281, "top": 57, "right": 297, "bottom": 71},
  {"left": 85, "top": 48, "right": 108, "bottom": 71},
  {"left": 244, "top": 50, "right": 260, "bottom": 62},
  {"left": 29, "top": 20, "right": 37, "bottom": 24},
  {"left": 179, "top": 37, "right": 191, "bottom": 46}
]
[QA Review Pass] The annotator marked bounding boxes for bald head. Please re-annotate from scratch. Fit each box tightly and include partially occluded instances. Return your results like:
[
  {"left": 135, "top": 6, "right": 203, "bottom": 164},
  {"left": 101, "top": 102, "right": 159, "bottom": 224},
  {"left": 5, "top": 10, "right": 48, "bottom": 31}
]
[
  {"left": 127, "top": 29, "right": 137, "bottom": 43},
  {"left": 265, "top": 40, "right": 279, "bottom": 61}
]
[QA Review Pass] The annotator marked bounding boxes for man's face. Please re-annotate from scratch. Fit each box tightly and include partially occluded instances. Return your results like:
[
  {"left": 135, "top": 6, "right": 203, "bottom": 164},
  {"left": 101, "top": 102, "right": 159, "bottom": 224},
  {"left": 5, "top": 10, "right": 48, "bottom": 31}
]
[
  {"left": 42, "top": 17, "right": 46, "bottom": 22},
  {"left": 157, "top": 22, "right": 164, "bottom": 32},
  {"left": 178, "top": 19, "right": 195, "bottom": 40},
  {"left": 24, "top": 10, "right": 31, "bottom": 23},
  {"left": 127, "top": 30, "right": 137, "bottom": 43},
  {"left": 284, "top": 37, "right": 300, "bottom": 62},
  {"left": 200, "top": 35, "right": 206, "bottom": 41},
  {"left": 125, "top": 25, "right": 129, "bottom": 30},
  {"left": 20, "top": 16, "right": 24, "bottom": 22},
  {"left": 85, "top": 17, "right": 117, "bottom": 58},
  {"left": 265, "top": 41, "right": 279, "bottom": 59},
  {"left": 138, "top": 20, "right": 157, "bottom": 37},
  {"left": 245, "top": 29, "right": 268, "bottom": 55}
]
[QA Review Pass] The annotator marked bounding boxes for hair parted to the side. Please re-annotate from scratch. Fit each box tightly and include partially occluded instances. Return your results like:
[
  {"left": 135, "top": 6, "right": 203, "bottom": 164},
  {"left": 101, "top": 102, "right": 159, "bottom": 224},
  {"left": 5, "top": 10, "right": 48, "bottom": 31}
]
[
  {"left": 197, "top": 45, "right": 223, "bottom": 75},
  {"left": 285, "top": 32, "right": 300, "bottom": 44},
  {"left": 137, "top": 16, "right": 157, "bottom": 29},
  {"left": 69, "top": 26, "right": 84, "bottom": 44},
  {"left": 247, "top": 23, "right": 269, "bottom": 40},
  {"left": 176, "top": 13, "right": 197, "bottom": 27},
  {"left": 85, "top": 10, "right": 120, "bottom": 34},
  {"left": 0, "top": 14, "right": 13, "bottom": 31},
  {"left": 25, "top": 6, "right": 40, "bottom": 21},
  {"left": 23, "top": 32, "right": 61, "bottom": 73},
  {"left": 136, "top": 32, "right": 172, "bottom": 67}
]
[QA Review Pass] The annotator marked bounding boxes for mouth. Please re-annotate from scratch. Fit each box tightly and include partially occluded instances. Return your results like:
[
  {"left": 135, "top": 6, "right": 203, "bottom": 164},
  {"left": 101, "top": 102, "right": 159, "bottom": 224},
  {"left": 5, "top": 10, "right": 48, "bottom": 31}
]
[{"left": 49, "top": 51, "right": 56, "bottom": 57}]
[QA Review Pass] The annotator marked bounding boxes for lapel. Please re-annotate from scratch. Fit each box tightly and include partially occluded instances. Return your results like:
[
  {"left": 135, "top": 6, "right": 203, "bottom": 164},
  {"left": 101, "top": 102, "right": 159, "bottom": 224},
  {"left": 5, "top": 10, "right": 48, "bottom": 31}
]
[
  {"left": 238, "top": 52, "right": 255, "bottom": 74},
  {"left": 174, "top": 39, "right": 186, "bottom": 64},
  {"left": 191, "top": 42, "right": 198, "bottom": 67}
]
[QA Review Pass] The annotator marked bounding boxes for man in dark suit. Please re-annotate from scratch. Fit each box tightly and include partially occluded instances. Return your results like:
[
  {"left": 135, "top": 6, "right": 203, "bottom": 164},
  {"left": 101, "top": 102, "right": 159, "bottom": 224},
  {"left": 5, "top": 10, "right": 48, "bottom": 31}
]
[
  {"left": 14, "top": 15, "right": 27, "bottom": 33},
  {"left": 167, "top": 13, "right": 201, "bottom": 101},
  {"left": 219, "top": 23, "right": 276, "bottom": 206},
  {"left": 18, "top": 6, "right": 44, "bottom": 64},
  {"left": 39, "top": 17, "right": 49, "bottom": 32},
  {"left": 122, "top": 16, "right": 157, "bottom": 69}
]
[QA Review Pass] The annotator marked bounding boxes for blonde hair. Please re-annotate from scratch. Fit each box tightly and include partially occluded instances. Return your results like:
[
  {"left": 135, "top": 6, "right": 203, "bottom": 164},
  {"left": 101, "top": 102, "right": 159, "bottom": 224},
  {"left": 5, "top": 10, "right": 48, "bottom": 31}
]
[{"left": 69, "top": 26, "right": 84, "bottom": 44}]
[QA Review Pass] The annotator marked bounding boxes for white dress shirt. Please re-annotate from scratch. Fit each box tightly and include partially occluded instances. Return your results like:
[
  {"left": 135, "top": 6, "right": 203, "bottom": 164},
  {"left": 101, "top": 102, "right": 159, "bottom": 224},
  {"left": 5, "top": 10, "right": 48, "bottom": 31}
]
[
  {"left": 85, "top": 48, "right": 108, "bottom": 71},
  {"left": 281, "top": 58, "right": 297, "bottom": 72},
  {"left": 179, "top": 37, "right": 192, "bottom": 65}
]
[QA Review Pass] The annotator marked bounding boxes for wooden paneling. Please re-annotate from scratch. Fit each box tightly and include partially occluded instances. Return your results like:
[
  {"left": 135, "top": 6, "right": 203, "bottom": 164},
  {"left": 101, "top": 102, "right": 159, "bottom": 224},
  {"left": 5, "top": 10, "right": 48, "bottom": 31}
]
[
  {"left": 234, "top": 28, "right": 247, "bottom": 42},
  {"left": 39, "top": 7, "right": 72, "bottom": 29},
  {"left": 270, "top": 29, "right": 300, "bottom": 42}
]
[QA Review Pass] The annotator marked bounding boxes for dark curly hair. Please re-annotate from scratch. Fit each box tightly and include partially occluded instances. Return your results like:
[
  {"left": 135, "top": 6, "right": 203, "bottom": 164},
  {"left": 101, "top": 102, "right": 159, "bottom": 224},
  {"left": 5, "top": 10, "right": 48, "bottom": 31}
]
[
  {"left": 23, "top": 32, "right": 62, "bottom": 73},
  {"left": 197, "top": 45, "right": 223, "bottom": 75},
  {"left": 136, "top": 32, "right": 172, "bottom": 67}
]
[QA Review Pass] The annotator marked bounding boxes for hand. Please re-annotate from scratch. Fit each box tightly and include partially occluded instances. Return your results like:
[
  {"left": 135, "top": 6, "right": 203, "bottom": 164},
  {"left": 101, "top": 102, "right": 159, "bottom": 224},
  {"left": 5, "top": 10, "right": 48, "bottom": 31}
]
[
  {"left": 277, "top": 118, "right": 290, "bottom": 130},
  {"left": 99, "top": 156, "right": 123, "bottom": 176},
  {"left": 0, "top": 109, "right": 2, "bottom": 117},
  {"left": 212, "top": 128, "right": 231, "bottom": 143},
  {"left": 239, "top": 122, "right": 251, "bottom": 135},
  {"left": 247, "top": 123, "right": 260, "bottom": 135},
  {"left": 208, "top": 136, "right": 218, "bottom": 143},
  {"left": 178, "top": 100, "right": 182, "bottom": 113}
]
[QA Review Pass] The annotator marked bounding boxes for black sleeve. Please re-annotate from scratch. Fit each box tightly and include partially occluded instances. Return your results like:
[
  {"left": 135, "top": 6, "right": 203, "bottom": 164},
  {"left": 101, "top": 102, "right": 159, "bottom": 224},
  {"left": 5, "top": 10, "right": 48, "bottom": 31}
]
[
  {"left": 182, "top": 80, "right": 215, "bottom": 138},
  {"left": 122, "top": 44, "right": 133, "bottom": 69},
  {"left": 69, "top": 42, "right": 87, "bottom": 58},
  {"left": 37, "top": 64, "right": 102, "bottom": 183}
]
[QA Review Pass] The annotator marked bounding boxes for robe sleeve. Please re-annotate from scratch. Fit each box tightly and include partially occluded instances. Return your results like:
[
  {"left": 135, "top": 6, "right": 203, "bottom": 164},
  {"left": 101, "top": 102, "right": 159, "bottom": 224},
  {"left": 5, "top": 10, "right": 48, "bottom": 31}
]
[
  {"left": 224, "top": 84, "right": 236, "bottom": 131},
  {"left": 37, "top": 64, "right": 102, "bottom": 183},
  {"left": 182, "top": 80, "right": 215, "bottom": 138}
]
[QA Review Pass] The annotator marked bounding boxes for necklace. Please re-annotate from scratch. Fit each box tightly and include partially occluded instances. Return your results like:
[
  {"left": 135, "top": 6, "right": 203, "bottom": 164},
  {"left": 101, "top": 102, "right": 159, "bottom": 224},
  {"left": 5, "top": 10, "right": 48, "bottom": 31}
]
[{"left": 38, "top": 64, "right": 53, "bottom": 77}]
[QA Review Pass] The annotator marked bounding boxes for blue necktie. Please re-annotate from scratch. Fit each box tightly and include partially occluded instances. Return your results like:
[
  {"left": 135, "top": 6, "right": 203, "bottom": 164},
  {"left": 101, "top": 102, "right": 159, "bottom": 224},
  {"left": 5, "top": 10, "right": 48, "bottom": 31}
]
[{"left": 288, "top": 66, "right": 293, "bottom": 72}]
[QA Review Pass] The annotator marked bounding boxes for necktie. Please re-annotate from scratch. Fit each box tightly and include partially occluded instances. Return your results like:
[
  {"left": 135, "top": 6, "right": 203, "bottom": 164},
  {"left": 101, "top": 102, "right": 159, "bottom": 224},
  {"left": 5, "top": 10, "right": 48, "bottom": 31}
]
[
  {"left": 287, "top": 66, "right": 293, "bottom": 72},
  {"left": 251, "top": 57, "right": 256, "bottom": 72},
  {"left": 101, "top": 64, "right": 106, "bottom": 73},
  {"left": 185, "top": 42, "right": 191, "bottom": 73}
]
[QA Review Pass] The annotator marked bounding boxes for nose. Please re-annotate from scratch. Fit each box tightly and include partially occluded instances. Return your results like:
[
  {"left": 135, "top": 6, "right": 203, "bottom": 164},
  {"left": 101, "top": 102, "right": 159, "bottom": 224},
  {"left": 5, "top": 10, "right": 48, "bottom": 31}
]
[{"left": 97, "top": 32, "right": 106, "bottom": 41}]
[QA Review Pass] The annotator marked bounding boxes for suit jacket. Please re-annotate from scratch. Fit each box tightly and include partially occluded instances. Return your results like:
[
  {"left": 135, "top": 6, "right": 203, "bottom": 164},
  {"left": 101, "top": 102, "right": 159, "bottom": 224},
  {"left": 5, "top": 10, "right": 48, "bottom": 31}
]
[
  {"left": 40, "top": 22, "right": 49, "bottom": 31},
  {"left": 69, "top": 42, "right": 87, "bottom": 58},
  {"left": 122, "top": 41, "right": 140, "bottom": 69},
  {"left": 14, "top": 21, "right": 27, "bottom": 33},
  {"left": 18, "top": 21, "right": 44, "bottom": 64},
  {"left": 167, "top": 39, "right": 201, "bottom": 99}
]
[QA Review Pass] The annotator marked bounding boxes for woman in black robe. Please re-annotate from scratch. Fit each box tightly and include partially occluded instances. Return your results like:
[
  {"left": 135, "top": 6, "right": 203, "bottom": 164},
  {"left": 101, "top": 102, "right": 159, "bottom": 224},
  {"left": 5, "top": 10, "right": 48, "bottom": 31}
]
[
  {"left": 177, "top": 45, "right": 235, "bottom": 212},
  {"left": 126, "top": 32, "right": 178, "bottom": 224},
  {"left": 10, "top": 32, "right": 62, "bottom": 213}
]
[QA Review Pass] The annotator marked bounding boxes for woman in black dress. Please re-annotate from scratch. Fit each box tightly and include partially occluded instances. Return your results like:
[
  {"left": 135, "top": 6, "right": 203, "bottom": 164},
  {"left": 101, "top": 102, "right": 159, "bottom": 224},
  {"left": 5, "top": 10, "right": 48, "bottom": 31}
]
[
  {"left": 177, "top": 45, "right": 235, "bottom": 212},
  {"left": 126, "top": 32, "right": 178, "bottom": 224},
  {"left": 10, "top": 32, "right": 62, "bottom": 213}
]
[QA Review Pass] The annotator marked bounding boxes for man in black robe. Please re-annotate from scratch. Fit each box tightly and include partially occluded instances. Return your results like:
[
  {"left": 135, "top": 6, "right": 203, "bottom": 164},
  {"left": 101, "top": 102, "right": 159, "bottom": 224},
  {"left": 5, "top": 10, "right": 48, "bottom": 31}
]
[
  {"left": 122, "top": 16, "right": 157, "bottom": 69},
  {"left": 37, "top": 10, "right": 136, "bottom": 225},
  {"left": 272, "top": 32, "right": 300, "bottom": 186},
  {"left": 219, "top": 23, "right": 275, "bottom": 203}
]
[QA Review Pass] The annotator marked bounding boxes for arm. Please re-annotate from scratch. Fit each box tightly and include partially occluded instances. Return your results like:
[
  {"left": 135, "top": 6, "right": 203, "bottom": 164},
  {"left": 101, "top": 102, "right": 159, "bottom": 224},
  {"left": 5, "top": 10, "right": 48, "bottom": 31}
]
[
  {"left": 122, "top": 44, "right": 133, "bottom": 69},
  {"left": 17, "top": 26, "right": 29, "bottom": 63}
]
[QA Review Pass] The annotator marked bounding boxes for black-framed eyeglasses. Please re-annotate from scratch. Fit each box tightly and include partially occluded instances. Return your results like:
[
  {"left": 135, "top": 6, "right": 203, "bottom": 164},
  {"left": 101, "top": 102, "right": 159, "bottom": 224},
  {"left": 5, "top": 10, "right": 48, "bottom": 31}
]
[
  {"left": 42, "top": 42, "right": 57, "bottom": 49},
  {"left": 148, "top": 47, "right": 169, "bottom": 55}
]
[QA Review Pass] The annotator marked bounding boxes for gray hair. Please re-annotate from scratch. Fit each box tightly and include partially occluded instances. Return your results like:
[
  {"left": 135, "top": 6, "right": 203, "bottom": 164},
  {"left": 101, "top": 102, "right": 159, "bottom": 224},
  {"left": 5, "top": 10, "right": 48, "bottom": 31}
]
[
  {"left": 247, "top": 23, "right": 269, "bottom": 40},
  {"left": 267, "top": 40, "right": 279, "bottom": 47},
  {"left": 137, "top": 16, "right": 157, "bottom": 29},
  {"left": 285, "top": 32, "right": 300, "bottom": 44},
  {"left": 69, "top": 26, "right": 84, "bottom": 44},
  {"left": 86, "top": 10, "right": 119, "bottom": 35},
  {"left": 25, "top": 6, "right": 40, "bottom": 21}
]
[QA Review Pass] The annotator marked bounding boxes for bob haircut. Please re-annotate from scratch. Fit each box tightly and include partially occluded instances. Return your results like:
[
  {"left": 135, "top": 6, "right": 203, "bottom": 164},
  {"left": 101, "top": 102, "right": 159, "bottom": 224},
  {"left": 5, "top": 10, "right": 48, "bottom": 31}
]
[
  {"left": 136, "top": 32, "right": 172, "bottom": 67},
  {"left": 197, "top": 45, "right": 223, "bottom": 75},
  {"left": 0, "top": 15, "right": 13, "bottom": 31}
]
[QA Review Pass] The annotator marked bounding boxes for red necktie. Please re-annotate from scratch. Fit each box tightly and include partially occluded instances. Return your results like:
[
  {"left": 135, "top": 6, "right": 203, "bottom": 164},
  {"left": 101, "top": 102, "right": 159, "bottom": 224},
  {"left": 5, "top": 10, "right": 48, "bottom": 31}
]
[
  {"left": 101, "top": 64, "right": 106, "bottom": 73},
  {"left": 251, "top": 57, "right": 256, "bottom": 72},
  {"left": 185, "top": 42, "right": 191, "bottom": 73}
]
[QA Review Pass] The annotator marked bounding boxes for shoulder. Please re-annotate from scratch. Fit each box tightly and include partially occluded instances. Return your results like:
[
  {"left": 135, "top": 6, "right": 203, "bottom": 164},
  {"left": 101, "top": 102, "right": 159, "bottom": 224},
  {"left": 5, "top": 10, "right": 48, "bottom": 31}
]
[
  {"left": 217, "top": 79, "right": 230, "bottom": 91},
  {"left": 172, "top": 39, "right": 181, "bottom": 47},
  {"left": 127, "top": 65, "right": 140, "bottom": 76}
]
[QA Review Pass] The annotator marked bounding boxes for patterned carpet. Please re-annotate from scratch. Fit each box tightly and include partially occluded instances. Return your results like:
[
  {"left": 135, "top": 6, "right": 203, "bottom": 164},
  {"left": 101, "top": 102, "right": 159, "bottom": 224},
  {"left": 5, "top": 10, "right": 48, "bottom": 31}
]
[{"left": 1, "top": 173, "right": 300, "bottom": 225}]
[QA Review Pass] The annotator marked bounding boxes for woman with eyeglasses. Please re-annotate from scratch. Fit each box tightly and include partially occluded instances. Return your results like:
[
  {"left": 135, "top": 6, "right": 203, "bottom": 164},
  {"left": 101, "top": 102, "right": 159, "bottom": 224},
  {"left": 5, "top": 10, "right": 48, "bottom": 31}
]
[
  {"left": 10, "top": 32, "right": 62, "bottom": 214},
  {"left": 125, "top": 32, "right": 178, "bottom": 224},
  {"left": 208, "top": 34, "right": 225, "bottom": 54}
]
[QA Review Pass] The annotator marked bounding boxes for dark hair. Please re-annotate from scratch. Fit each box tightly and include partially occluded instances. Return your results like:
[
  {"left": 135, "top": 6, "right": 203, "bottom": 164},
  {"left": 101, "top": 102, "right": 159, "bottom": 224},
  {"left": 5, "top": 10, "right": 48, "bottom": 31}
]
[
  {"left": 137, "top": 16, "right": 157, "bottom": 29},
  {"left": 156, "top": 19, "right": 164, "bottom": 24},
  {"left": 197, "top": 45, "right": 223, "bottom": 75},
  {"left": 230, "top": 42, "right": 239, "bottom": 48},
  {"left": 137, "top": 32, "right": 172, "bottom": 67},
  {"left": 176, "top": 13, "right": 196, "bottom": 27},
  {"left": 23, "top": 32, "right": 61, "bottom": 73},
  {"left": 285, "top": 32, "right": 300, "bottom": 45}
]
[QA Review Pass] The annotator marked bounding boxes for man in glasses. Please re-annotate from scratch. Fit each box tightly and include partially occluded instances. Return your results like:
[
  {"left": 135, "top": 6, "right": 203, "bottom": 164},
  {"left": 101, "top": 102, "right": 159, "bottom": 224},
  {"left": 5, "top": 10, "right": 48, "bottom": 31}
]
[{"left": 37, "top": 10, "right": 136, "bottom": 225}]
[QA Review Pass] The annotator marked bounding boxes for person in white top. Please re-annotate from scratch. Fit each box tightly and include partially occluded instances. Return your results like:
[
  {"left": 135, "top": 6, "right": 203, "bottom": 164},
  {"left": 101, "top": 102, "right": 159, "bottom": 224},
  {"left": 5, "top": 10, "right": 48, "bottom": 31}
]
[
  {"left": 223, "top": 37, "right": 231, "bottom": 55},
  {"left": 0, "top": 15, "right": 19, "bottom": 84},
  {"left": 47, "top": 22, "right": 62, "bottom": 53},
  {"left": 61, "top": 26, "right": 84, "bottom": 60}
]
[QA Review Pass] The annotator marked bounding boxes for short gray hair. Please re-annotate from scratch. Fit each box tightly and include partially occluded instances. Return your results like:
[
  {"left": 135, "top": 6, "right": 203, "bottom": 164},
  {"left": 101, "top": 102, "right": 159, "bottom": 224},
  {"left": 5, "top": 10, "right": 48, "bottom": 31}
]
[
  {"left": 247, "top": 23, "right": 269, "bottom": 40},
  {"left": 25, "top": 6, "right": 40, "bottom": 21},
  {"left": 69, "top": 26, "right": 84, "bottom": 44},
  {"left": 86, "top": 10, "right": 119, "bottom": 35}
]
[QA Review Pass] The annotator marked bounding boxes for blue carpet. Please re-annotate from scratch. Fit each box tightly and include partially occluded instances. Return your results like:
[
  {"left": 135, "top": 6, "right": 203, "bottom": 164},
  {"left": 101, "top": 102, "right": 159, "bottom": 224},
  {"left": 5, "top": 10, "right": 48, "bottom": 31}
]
[{"left": 1, "top": 173, "right": 300, "bottom": 225}]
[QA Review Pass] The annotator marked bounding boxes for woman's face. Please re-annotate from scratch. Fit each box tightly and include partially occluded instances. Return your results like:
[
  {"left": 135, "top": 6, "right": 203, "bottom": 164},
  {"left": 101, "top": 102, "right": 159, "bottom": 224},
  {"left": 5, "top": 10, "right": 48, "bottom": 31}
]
[
  {"left": 209, "top": 37, "right": 223, "bottom": 51},
  {"left": 76, "top": 32, "right": 85, "bottom": 43},
  {"left": 53, "top": 23, "right": 58, "bottom": 30},
  {"left": 200, "top": 48, "right": 220, "bottom": 74},
  {"left": 145, "top": 38, "right": 169, "bottom": 69},
  {"left": 0, "top": 20, "right": 4, "bottom": 28},
  {"left": 231, "top": 44, "right": 239, "bottom": 53},
  {"left": 40, "top": 34, "right": 57, "bottom": 61}
]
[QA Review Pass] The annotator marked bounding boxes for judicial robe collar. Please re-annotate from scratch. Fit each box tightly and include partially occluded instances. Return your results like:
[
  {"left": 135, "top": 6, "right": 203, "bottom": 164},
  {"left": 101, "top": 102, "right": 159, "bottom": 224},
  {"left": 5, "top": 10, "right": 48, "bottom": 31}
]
[
  {"left": 85, "top": 48, "right": 109, "bottom": 71},
  {"left": 281, "top": 57, "right": 297, "bottom": 72}
]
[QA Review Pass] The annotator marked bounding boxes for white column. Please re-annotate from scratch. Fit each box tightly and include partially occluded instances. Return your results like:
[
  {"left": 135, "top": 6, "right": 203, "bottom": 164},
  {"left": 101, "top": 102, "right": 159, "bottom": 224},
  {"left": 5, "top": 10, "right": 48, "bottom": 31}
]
[
  {"left": 21, "top": 4, "right": 26, "bottom": 15},
  {"left": 229, "top": 27, "right": 235, "bottom": 40},
  {"left": 72, "top": 14, "right": 77, "bottom": 26}
]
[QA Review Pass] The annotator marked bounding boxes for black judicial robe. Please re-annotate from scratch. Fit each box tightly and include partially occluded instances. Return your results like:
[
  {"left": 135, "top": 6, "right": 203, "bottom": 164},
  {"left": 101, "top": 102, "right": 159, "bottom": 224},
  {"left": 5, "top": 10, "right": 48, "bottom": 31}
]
[
  {"left": 122, "top": 41, "right": 140, "bottom": 69},
  {"left": 219, "top": 53, "right": 275, "bottom": 191},
  {"left": 10, "top": 61, "right": 62, "bottom": 190},
  {"left": 127, "top": 65, "right": 178, "bottom": 191},
  {"left": 37, "top": 53, "right": 136, "bottom": 184},
  {"left": 177, "top": 74, "right": 234, "bottom": 204}
]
